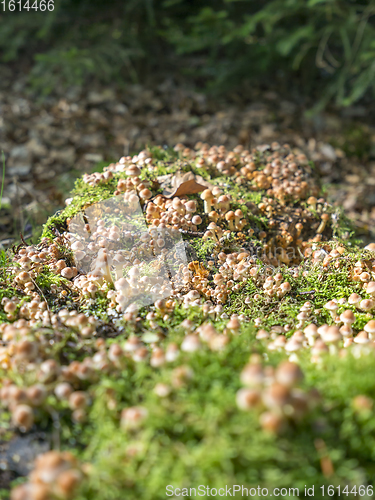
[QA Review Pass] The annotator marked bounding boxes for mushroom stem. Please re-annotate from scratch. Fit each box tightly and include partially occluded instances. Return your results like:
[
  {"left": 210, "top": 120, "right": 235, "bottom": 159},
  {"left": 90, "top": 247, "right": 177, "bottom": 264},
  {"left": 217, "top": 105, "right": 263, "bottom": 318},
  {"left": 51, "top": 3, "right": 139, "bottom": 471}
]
[{"left": 317, "top": 214, "right": 330, "bottom": 234}]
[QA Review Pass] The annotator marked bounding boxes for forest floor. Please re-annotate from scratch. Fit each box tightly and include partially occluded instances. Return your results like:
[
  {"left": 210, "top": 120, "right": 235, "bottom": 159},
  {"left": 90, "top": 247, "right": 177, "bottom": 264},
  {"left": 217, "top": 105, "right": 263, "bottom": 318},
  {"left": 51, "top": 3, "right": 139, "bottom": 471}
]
[
  {"left": 2, "top": 66, "right": 375, "bottom": 499},
  {"left": 1, "top": 64, "right": 375, "bottom": 246}
]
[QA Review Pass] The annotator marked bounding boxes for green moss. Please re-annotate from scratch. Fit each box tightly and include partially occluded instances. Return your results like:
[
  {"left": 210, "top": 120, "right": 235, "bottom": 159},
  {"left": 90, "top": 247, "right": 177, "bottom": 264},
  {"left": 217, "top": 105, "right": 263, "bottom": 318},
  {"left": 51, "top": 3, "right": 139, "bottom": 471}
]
[
  {"left": 6, "top": 146, "right": 375, "bottom": 499},
  {"left": 71, "top": 338, "right": 375, "bottom": 500},
  {"left": 189, "top": 236, "right": 216, "bottom": 262},
  {"left": 330, "top": 125, "right": 372, "bottom": 160},
  {"left": 0, "top": 250, "right": 28, "bottom": 322}
]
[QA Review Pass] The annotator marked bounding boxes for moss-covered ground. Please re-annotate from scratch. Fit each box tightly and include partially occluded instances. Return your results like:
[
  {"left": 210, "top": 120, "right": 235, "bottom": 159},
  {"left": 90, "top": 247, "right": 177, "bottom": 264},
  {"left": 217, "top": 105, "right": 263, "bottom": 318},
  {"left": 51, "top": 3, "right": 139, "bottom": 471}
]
[{"left": 1, "top": 143, "right": 375, "bottom": 500}]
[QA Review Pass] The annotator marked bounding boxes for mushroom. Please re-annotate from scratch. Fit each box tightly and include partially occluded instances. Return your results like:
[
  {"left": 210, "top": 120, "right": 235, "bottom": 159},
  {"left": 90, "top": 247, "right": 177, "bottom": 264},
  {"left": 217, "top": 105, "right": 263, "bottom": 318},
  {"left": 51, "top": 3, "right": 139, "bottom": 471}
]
[
  {"left": 226, "top": 317, "right": 241, "bottom": 334},
  {"left": 61, "top": 267, "right": 77, "bottom": 279},
  {"left": 340, "top": 310, "right": 355, "bottom": 326},
  {"left": 277, "top": 282, "right": 291, "bottom": 297},
  {"left": 121, "top": 406, "right": 148, "bottom": 430},
  {"left": 275, "top": 362, "right": 303, "bottom": 388},
  {"left": 181, "top": 335, "right": 201, "bottom": 353},
  {"left": 12, "top": 404, "right": 34, "bottom": 432},
  {"left": 311, "top": 339, "right": 329, "bottom": 363},
  {"left": 139, "top": 188, "right": 152, "bottom": 201},
  {"left": 208, "top": 211, "right": 220, "bottom": 223},
  {"left": 192, "top": 215, "right": 202, "bottom": 226},
  {"left": 262, "top": 383, "right": 291, "bottom": 413},
  {"left": 365, "top": 281, "right": 375, "bottom": 298},
  {"left": 317, "top": 213, "right": 330, "bottom": 234},
  {"left": 348, "top": 293, "right": 361, "bottom": 309},
  {"left": 296, "top": 311, "right": 308, "bottom": 328},
  {"left": 364, "top": 320, "right": 375, "bottom": 339},
  {"left": 354, "top": 331, "right": 370, "bottom": 344},
  {"left": 340, "top": 325, "right": 353, "bottom": 339},
  {"left": 324, "top": 300, "right": 338, "bottom": 320},
  {"left": 304, "top": 324, "right": 318, "bottom": 346},
  {"left": 216, "top": 195, "right": 231, "bottom": 213},
  {"left": 185, "top": 200, "right": 197, "bottom": 214},
  {"left": 256, "top": 329, "right": 270, "bottom": 340},
  {"left": 225, "top": 211, "right": 236, "bottom": 231},
  {"left": 165, "top": 343, "right": 179, "bottom": 362},
  {"left": 236, "top": 388, "right": 261, "bottom": 411},
  {"left": 240, "top": 363, "right": 264, "bottom": 388},
  {"left": 126, "top": 165, "right": 141, "bottom": 177},
  {"left": 234, "top": 209, "right": 244, "bottom": 227},
  {"left": 197, "top": 323, "right": 217, "bottom": 342},
  {"left": 307, "top": 196, "right": 317, "bottom": 211},
  {"left": 154, "top": 383, "right": 171, "bottom": 398},
  {"left": 359, "top": 299, "right": 374, "bottom": 312},
  {"left": 321, "top": 326, "right": 342, "bottom": 354},
  {"left": 259, "top": 411, "right": 286, "bottom": 434},
  {"left": 200, "top": 189, "right": 214, "bottom": 214}
]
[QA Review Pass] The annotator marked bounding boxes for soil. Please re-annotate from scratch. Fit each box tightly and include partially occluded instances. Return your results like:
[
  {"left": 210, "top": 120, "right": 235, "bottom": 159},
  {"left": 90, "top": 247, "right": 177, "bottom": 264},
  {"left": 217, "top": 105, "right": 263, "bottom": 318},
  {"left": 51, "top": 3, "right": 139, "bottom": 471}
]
[{"left": 0, "top": 65, "right": 374, "bottom": 243}]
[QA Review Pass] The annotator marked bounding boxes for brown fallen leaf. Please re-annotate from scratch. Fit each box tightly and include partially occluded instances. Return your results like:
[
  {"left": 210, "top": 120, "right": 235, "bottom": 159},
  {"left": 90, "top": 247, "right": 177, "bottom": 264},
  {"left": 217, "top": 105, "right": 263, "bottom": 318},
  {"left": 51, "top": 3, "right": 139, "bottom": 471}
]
[{"left": 161, "top": 171, "right": 214, "bottom": 198}]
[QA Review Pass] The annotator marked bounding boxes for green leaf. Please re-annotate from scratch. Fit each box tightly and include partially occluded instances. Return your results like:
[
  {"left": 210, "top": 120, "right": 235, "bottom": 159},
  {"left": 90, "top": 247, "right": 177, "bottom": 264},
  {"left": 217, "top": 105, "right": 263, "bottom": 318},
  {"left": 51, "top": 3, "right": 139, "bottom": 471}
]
[
  {"left": 342, "top": 62, "right": 375, "bottom": 106},
  {"left": 308, "top": 0, "right": 331, "bottom": 6},
  {"left": 277, "top": 25, "right": 314, "bottom": 57}
]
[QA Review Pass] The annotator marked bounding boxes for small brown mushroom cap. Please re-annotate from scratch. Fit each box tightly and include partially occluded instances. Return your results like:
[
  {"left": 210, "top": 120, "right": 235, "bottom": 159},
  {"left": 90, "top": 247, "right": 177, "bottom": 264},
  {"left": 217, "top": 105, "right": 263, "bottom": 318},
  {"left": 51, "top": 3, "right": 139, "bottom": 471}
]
[
  {"left": 259, "top": 411, "right": 286, "bottom": 434},
  {"left": 307, "top": 196, "right": 317, "bottom": 206},
  {"left": 360, "top": 299, "right": 374, "bottom": 312},
  {"left": 226, "top": 317, "right": 241, "bottom": 332},
  {"left": 279, "top": 282, "right": 291, "bottom": 293},
  {"left": 352, "top": 395, "right": 373, "bottom": 412},
  {"left": 181, "top": 335, "right": 201, "bottom": 352},
  {"left": 348, "top": 293, "right": 361, "bottom": 306},
  {"left": 262, "top": 383, "right": 291, "bottom": 410},
  {"left": 121, "top": 406, "right": 148, "bottom": 429},
  {"left": 240, "top": 363, "right": 264, "bottom": 388},
  {"left": 340, "top": 310, "right": 355, "bottom": 325},
  {"left": 340, "top": 325, "right": 353, "bottom": 338},
  {"left": 126, "top": 165, "right": 141, "bottom": 177},
  {"left": 311, "top": 339, "right": 329, "bottom": 355},
  {"left": 139, "top": 188, "right": 152, "bottom": 200},
  {"left": 185, "top": 200, "right": 197, "bottom": 213},
  {"left": 323, "top": 326, "right": 342, "bottom": 344},
  {"left": 275, "top": 361, "right": 303, "bottom": 388},
  {"left": 304, "top": 324, "right": 318, "bottom": 338},
  {"left": 236, "top": 388, "right": 261, "bottom": 411},
  {"left": 324, "top": 300, "right": 338, "bottom": 312},
  {"left": 12, "top": 404, "right": 34, "bottom": 431},
  {"left": 296, "top": 312, "right": 308, "bottom": 321},
  {"left": 364, "top": 320, "right": 375, "bottom": 335},
  {"left": 200, "top": 189, "right": 214, "bottom": 201},
  {"left": 256, "top": 329, "right": 270, "bottom": 340},
  {"left": 354, "top": 331, "right": 370, "bottom": 344},
  {"left": 225, "top": 211, "right": 235, "bottom": 222}
]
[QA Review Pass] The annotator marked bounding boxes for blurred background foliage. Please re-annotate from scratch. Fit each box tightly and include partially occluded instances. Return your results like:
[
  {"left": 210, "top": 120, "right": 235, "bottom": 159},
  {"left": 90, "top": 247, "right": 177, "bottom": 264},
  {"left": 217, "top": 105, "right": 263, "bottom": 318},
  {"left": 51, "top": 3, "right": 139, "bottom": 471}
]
[{"left": 1, "top": 0, "right": 375, "bottom": 109}]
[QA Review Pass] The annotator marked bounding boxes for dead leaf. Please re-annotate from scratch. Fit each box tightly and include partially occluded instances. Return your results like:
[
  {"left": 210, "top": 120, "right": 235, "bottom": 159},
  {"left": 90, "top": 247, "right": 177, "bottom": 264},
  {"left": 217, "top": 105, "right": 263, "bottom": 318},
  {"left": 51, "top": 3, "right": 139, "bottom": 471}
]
[{"left": 161, "top": 171, "right": 214, "bottom": 198}]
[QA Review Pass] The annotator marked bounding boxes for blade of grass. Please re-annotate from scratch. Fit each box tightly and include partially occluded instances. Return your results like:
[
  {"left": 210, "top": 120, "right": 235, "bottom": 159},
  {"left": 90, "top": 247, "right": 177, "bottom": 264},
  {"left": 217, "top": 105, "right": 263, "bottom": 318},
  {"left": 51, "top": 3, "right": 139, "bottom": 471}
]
[{"left": 0, "top": 151, "right": 5, "bottom": 211}]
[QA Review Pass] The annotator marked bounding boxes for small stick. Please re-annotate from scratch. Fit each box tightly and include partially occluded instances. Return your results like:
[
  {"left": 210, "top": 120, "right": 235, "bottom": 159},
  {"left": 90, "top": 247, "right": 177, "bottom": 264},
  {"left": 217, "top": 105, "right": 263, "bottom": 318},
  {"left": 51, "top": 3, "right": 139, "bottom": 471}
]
[{"left": 30, "top": 276, "right": 52, "bottom": 326}]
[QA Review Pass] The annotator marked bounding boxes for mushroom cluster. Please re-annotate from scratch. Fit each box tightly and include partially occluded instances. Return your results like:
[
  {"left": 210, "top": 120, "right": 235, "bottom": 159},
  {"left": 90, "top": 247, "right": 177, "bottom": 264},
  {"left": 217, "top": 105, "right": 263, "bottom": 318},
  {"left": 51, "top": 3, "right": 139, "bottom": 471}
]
[
  {"left": 2, "top": 143, "right": 375, "bottom": 498},
  {"left": 11, "top": 451, "right": 84, "bottom": 500},
  {"left": 237, "top": 357, "right": 319, "bottom": 434}
]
